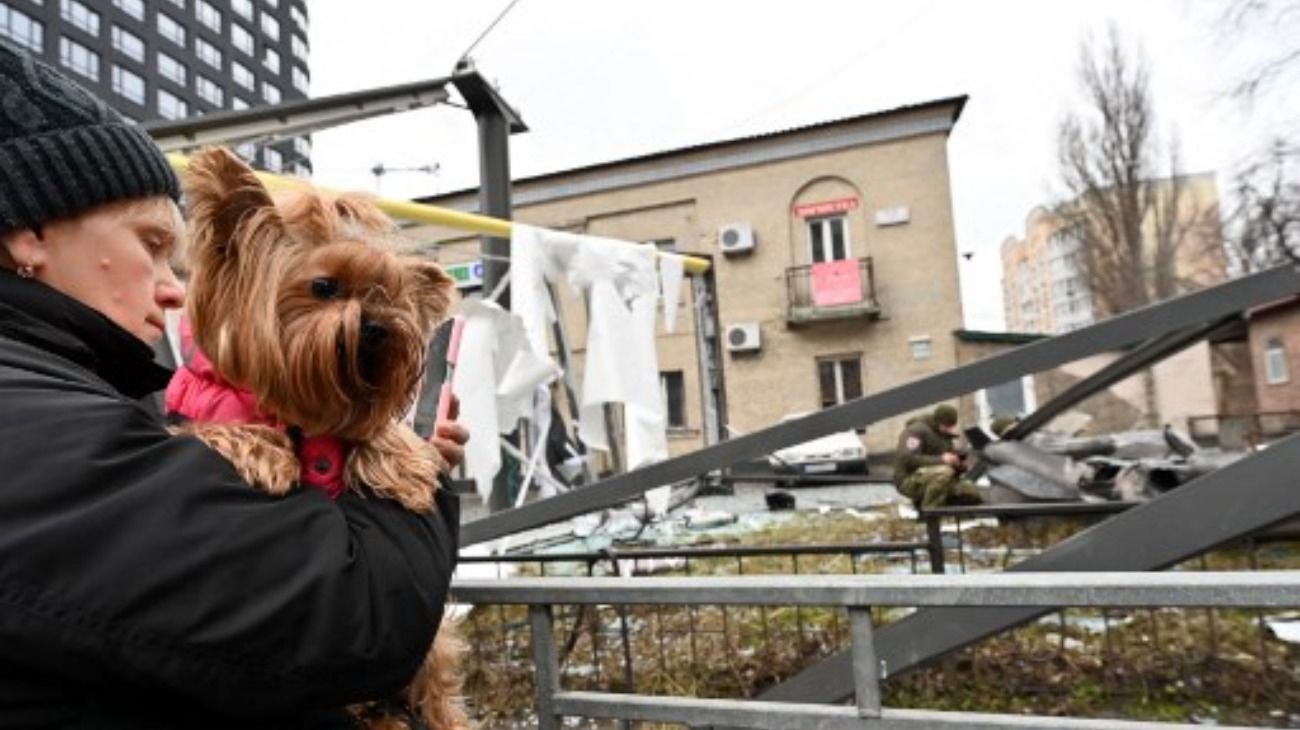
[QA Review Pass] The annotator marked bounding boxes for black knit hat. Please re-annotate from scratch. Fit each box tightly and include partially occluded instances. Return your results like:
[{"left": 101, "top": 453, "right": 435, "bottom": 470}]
[{"left": 0, "top": 40, "right": 180, "bottom": 237}]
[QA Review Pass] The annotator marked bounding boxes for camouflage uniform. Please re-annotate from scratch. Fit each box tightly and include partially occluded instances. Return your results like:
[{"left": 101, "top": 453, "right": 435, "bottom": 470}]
[{"left": 893, "top": 408, "right": 983, "bottom": 510}]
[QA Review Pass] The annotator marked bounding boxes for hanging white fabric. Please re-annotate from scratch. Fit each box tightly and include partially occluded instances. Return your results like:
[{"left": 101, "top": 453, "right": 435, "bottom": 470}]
[
  {"left": 658, "top": 251, "right": 685, "bottom": 334},
  {"left": 452, "top": 298, "right": 560, "bottom": 501}
]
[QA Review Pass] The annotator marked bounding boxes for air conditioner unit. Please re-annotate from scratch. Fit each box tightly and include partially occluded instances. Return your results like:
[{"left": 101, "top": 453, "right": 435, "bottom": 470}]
[
  {"left": 725, "top": 322, "right": 762, "bottom": 352},
  {"left": 718, "top": 222, "right": 755, "bottom": 255}
]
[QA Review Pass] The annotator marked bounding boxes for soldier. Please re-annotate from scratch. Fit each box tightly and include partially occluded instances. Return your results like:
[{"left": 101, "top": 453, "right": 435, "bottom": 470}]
[{"left": 893, "top": 404, "right": 984, "bottom": 510}]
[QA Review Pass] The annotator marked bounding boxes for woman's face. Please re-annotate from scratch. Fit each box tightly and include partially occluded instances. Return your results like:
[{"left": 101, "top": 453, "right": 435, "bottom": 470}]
[{"left": 19, "top": 198, "right": 186, "bottom": 344}]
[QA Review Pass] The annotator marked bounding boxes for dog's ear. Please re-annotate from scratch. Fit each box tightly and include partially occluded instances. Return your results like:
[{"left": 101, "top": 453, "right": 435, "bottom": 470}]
[
  {"left": 404, "top": 259, "right": 455, "bottom": 332},
  {"left": 184, "top": 147, "right": 281, "bottom": 263},
  {"left": 333, "top": 193, "right": 396, "bottom": 235}
]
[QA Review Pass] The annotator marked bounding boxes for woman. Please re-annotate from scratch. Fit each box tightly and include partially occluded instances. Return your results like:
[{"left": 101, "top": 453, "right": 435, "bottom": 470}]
[{"left": 0, "top": 42, "right": 467, "bottom": 728}]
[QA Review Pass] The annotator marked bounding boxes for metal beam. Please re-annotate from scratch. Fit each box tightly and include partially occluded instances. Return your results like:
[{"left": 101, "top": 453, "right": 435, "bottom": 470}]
[
  {"left": 1002, "top": 315, "right": 1240, "bottom": 440},
  {"left": 462, "top": 265, "right": 1300, "bottom": 546},
  {"left": 454, "top": 570, "right": 1300, "bottom": 608},
  {"left": 759, "top": 431, "right": 1300, "bottom": 704},
  {"left": 145, "top": 77, "right": 455, "bottom": 152}
]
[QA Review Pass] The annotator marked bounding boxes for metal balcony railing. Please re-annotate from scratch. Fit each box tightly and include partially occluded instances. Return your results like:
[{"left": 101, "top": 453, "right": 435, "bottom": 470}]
[
  {"left": 784, "top": 256, "right": 881, "bottom": 325},
  {"left": 454, "top": 571, "right": 1300, "bottom": 730}
]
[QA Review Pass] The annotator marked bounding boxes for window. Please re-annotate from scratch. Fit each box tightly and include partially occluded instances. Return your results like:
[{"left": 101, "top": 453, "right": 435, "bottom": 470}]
[
  {"left": 195, "top": 36, "right": 222, "bottom": 69},
  {"left": 649, "top": 238, "right": 677, "bottom": 253},
  {"left": 156, "top": 13, "right": 185, "bottom": 47},
  {"left": 261, "top": 80, "right": 280, "bottom": 104},
  {"left": 60, "top": 0, "right": 99, "bottom": 36},
  {"left": 231, "top": 96, "right": 250, "bottom": 110},
  {"left": 156, "top": 50, "right": 186, "bottom": 85},
  {"left": 660, "top": 371, "right": 686, "bottom": 429},
  {"left": 231, "top": 60, "right": 254, "bottom": 89},
  {"left": 196, "top": 74, "right": 223, "bottom": 106},
  {"left": 262, "top": 147, "right": 282, "bottom": 172},
  {"left": 909, "top": 336, "right": 933, "bottom": 361},
  {"left": 262, "top": 46, "right": 279, "bottom": 73},
  {"left": 292, "top": 136, "right": 310, "bottom": 158},
  {"left": 808, "top": 215, "right": 850, "bottom": 263},
  {"left": 59, "top": 36, "right": 98, "bottom": 81},
  {"left": 977, "top": 377, "right": 1036, "bottom": 425},
  {"left": 817, "top": 355, "right": 862, "bottom": 408},
  {"left": 234, "top": 141, "right": 256, "bottom": 159},
  {"left": 112, "top": 0, "right": 144, "bottom": 21},
  {"left": 0, "top": 5, "right": 43, "bottom": 52},
  {"left": 289, "top": 4, "right": 306, "bottom": 29},
  {"left": 231, "top": 23, "right": 253, "bottom": 55},
  {"left": 195, "top": 0, "right": 221, "bottom": 32},
  {"left": 290, "top": 161, "right": 311, "bottom": 178},
  {"left": 162, "top": 0, "right": 183, "bottom": 8},
  {"left": 1265, "top": 338, "right": 1290, "bottom": 385},
  {"left": 232, "top": 0, "right": 253, "bottom": 19},
  {"left": 260, "top": 12, "right": 278, "bottom": 40},
  {"left": 290, "top": 33, "right": 307, "bottom": 60},
  {"left": 263, "top": 0, "right": 278, "bottom": 7},
  {"left": 157, "top": 88, "right": 188, "bottom": 119},
  {"left": 291, "top": 65, "right": 308, "bottom": 93},
  {"left": 110, "top": 25, "right": 143, "bottom": 61},
  {"left": 110, "top": 64, "right": 144, "bottom": 104}
]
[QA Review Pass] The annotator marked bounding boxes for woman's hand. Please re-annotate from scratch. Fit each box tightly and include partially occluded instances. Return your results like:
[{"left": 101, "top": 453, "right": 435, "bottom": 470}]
[{"left": 431, "top": 393, "right": 469, "bottom": 471}]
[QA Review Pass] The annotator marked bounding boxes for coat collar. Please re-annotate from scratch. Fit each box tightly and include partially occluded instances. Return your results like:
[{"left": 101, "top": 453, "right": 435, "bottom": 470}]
[{"left": 0, "top": 268, "right": 172, "bottom": 399}]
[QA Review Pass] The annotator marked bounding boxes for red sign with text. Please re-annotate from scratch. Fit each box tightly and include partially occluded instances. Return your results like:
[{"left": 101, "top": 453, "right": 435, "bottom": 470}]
[
  {"left": 811, "top": 260, "right": 863, "bottom": 306},
  {"left": 793, "top": 197, "right": 859, "bottom": 218}
]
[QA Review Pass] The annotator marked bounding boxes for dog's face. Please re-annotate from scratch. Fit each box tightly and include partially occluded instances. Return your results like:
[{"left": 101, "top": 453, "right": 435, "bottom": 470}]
[{"left": 184, "top": 147, "right": 453, "bottom": 439}]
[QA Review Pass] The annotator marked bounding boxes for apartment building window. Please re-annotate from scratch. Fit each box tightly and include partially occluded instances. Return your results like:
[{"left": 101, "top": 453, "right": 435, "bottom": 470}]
[
  {"left": 1265, "top": 338, "right": 1290, "bottom": 385},
  {"left": 195, "top": 36, "right": 222, "bottom": 69},
  {"left": 262, "top": 80, "right": 280, "bottom": 104},
  {"left": 196, "top": 74, "right": 223, "bottom": 106},
  {"left": 156, "top": 13, "right": 185, "bottom": 47},
  {"left": 289, "top": 5, "right": 306, "bottom": 29},
  {"left": 157, "top": 88, "right": 188, "bottom": 119},
  {"left": 909, "top": 336, "right": 933, "bottom": 361},
  {"left": 290, "top": 33, "right": 307, "bottom": 61},
  {"left": 231, "top": 0, "right": 252, "bottom": 19},
  {"left": 289, "top": 161, "right": 311, "bottom": 178},
  {"left": 817, "top": 355, "right": 862, "bottom": 408},
  {"left": 232, "top": 96, "right": 250, "bottom": 110},
  {"left": 660, "top": 371, "right": 686, "bottom": 429},
  {"left": 60, "top": 0, "right": 98, "bottom": 36},
  {"left": 234, "top": 141, "right": 255, "bottom": 159},
  {"left": 977, "top": 377, "right": 1036, "bottom": 424},
  {"left": 195, "top": 0, "right": 222, "bottom": 32},
  {"left": 231, "top": 23, "right": 253, "bottom": 55},
  {"left": 231, "top": 60, "right": 253, "bottom": 89},
  {"left": 263, "top": 0, "right": 278, "bottom": 7},
  {"left": 59, "top": 36, "right": 98, "bottom": 81},
  {"left": 260, "top": 12, "right": 278, "bottom": 40},
  {"left": 291, "top": 65, "right": 308, "bottom": 93},
  {"left": 808, "top": 215, "right": 850, "bottom": 263},
  {"left": 0, "top": 5, "right": 43, "bottom": 52},
  {"left": 263, "top": 46, "right": 279, "bottom": 73},
  {"left": 110, "top": 64, "right": 144, "bottom": 104},
  {"left": 263, "top": 147, "right": 282, "bottom": 172},
  {"left": 110, "top": 25, "right": 143, "bottom": 61},
  {"left": 292, "top": 136, "right": 310, "bottom": 158},
  {"left": 161, "top": 0, "right": 183, "bottom": 9},
  {"left": 112, "top": 0, "right": 144, "bottom": 21},
  {"left": 156, "top": 50, "right": 186, "bottom": 85}
]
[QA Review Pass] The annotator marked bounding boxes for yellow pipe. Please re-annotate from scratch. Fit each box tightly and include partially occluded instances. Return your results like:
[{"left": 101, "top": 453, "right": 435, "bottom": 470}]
[{"left": 167, "top": 153, "right": 711, "bottom": 275}]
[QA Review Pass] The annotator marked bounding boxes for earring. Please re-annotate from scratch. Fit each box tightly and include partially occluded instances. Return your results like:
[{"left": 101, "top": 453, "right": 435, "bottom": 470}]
[{"left": 17, "top": 263, "right": 35, "bottom": 279}]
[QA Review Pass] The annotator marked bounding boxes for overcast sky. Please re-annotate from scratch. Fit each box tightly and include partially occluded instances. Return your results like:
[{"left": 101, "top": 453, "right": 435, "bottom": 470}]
[{"left": 305, "top": 0, "right": 1297, "bottom": 330}]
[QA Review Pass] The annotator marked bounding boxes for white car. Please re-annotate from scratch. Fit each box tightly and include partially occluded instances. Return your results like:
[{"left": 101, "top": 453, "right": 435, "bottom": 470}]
[{"left": 766, "top": 414, "right": 868, "bottom": 480}]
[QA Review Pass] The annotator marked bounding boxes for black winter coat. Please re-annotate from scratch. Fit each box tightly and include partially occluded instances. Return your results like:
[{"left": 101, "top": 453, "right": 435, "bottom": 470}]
[{"left": 0, "top": 271, "right": 459, "bottom": 728}]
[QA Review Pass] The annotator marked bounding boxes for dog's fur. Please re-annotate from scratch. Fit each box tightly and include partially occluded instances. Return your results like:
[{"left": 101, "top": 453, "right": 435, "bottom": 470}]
[{"left": 177, "top": 147, "right": 469, "bottom": 729}]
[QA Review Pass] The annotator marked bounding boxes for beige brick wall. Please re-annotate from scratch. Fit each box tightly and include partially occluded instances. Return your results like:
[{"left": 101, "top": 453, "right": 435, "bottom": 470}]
[{"left": 408, "top": 103, "right": 966, "bottom": 456}]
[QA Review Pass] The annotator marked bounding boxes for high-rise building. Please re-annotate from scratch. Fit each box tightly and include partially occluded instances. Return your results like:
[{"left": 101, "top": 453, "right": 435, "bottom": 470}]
[
  {"left": 1002, "top": 173, "right": 1224, "bottom": 334},
  {"left": 0, "top": 0, "right": 311, "bottom": 175}
]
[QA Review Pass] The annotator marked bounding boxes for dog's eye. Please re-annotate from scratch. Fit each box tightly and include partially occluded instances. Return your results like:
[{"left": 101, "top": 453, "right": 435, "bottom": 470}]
[{"left": 310, "top": 277, "right": 340, "bottom": 299}]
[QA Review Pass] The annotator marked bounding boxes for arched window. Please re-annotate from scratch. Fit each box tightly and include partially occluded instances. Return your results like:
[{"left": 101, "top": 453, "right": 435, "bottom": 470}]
[{"left": 1265, "top": 338, "right": 1289, "bottom": 385}]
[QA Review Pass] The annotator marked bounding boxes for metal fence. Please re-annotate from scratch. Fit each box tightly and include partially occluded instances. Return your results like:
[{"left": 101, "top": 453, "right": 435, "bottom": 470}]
[{"left": 454, "top": 571, "right": 1300, "bottom": 730}]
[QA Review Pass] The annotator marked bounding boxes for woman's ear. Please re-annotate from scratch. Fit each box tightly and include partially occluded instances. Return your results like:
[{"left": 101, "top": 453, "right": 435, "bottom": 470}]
[{"left": 0, "top": 228, "right": 48, "bottom": 272}]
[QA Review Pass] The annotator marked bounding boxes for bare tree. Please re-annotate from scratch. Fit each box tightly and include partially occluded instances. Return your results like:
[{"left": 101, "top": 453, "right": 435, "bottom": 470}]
[
  {"left": 1217, "top": 0, "right": 1300, "bottom": 102},
  {"left": 1056, "top": 27, "right": 1225, "bottom": 424},
  {"left": 1056, "top": 26, "right": 1222, "bottom": 319}
]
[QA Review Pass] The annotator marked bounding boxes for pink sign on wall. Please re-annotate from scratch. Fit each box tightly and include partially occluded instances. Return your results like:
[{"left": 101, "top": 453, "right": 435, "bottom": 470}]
[
  {"left": 811, "top": 260, "right": 863, "bottom": 306},
  {"left": 793, "top": 197, "right": 860, "bottom": 218}
]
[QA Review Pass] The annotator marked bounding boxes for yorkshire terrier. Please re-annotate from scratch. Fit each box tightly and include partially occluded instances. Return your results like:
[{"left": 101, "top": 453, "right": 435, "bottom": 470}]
[{"left": 168, "top": 146, "right": 470, "bottom": 730}]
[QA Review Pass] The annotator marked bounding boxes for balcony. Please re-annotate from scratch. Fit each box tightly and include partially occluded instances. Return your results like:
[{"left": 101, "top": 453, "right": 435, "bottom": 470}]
[{"left": 785, "top": 257, "right": 882, "bottom": 325}]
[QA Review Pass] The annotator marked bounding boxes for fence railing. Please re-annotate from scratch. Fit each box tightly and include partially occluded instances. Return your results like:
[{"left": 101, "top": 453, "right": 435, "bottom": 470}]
[
  {"left": 1187, "top": 410, "right": 1300, "bottom": 449},
  {"left": 453, "top": 571, "right": 1300, "bottom": 730},
  {"left": 784, "top": 256, "right": 881, "bottom": 324}
]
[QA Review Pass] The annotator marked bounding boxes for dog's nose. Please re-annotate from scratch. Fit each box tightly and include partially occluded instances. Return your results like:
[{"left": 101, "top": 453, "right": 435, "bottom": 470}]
[{"left": 360, "top": 320, "right": 388, "bottom": 348}]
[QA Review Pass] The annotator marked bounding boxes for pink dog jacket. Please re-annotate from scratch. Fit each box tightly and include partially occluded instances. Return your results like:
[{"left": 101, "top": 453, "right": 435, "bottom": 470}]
[{"left": 165, "top": 318, "right": 347, "bottom": 499}]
